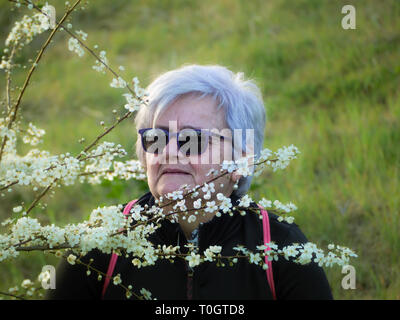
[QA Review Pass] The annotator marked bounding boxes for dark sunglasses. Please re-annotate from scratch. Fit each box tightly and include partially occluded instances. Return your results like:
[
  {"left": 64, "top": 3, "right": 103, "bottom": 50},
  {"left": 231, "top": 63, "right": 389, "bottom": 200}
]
[{"left": 138, "top": 128, "right": 229, "bottom": 156}]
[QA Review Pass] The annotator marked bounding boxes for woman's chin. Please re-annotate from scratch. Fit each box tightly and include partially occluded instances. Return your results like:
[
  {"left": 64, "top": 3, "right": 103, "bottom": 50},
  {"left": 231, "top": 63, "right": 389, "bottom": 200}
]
[{"left": 158, "top": 181, "right": 192, "bottom": 196}]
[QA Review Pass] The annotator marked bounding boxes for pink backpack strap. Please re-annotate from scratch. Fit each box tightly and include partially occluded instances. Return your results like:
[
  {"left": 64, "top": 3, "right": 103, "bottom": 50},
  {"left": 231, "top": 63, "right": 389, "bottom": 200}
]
[
  {"left": 258, "top": 204, "right": 277, "bottom": 300},
  {"left": 101, "top": 199, "right": 138, "bottom": 299}
]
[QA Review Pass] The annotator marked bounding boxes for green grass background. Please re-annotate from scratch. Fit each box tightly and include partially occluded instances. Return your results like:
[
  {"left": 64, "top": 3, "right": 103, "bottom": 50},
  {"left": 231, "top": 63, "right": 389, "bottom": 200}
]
[{"left": 0, "top": 0, "right": 399, "bottom": 299}]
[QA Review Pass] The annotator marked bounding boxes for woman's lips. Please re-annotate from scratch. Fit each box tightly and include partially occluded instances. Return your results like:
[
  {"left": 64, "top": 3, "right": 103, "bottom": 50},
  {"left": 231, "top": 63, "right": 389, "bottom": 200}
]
[
  {"left": 160, "top": 167, "right": 191, "bottom": 177},
  {"left": 162, "top": 172, "right": 189, "bottom": 175}
]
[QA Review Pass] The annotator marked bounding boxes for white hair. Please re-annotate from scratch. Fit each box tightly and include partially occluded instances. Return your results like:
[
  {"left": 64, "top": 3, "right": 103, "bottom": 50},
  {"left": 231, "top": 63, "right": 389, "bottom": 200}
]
[{"left": 134, "top": 64, "right": 266, "bottom": 197}]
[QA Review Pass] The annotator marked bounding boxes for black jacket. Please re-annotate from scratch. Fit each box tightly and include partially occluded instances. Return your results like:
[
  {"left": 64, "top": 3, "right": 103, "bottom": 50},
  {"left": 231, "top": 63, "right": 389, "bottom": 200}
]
[{"left": 46, "top": 191, "right": 333, "bottom": 300}]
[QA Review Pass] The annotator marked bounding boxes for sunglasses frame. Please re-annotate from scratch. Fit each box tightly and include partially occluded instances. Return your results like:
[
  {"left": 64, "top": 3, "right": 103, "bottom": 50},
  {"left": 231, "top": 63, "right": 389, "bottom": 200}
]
[{"left": 138, "top": 127, "right": 229, "bottom": 155}]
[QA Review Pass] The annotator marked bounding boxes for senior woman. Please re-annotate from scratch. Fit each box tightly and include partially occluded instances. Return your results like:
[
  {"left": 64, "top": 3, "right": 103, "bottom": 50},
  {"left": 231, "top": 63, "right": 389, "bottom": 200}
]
[{"left": 47, "top": 64, "right": 333, "bottom": 300}]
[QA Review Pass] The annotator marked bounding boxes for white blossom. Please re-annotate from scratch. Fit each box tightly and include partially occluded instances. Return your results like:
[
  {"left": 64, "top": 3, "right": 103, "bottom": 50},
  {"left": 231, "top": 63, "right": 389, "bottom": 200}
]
[
  {"left": 132, "top": 77, "right": 148, "bottom": 98},
  {"left": 4, "top": 8, "right": 52, "bottom": 50},
  {"left": 110, "top": 77, "right": 127, "bottom": 88},
  {"left": 130, "top": 205, "right": 145, "bottom": 221},
  {"left": 140, "top": 288, "right": 153, "bottom": 300},
  {"left": 193, "top": 198, "right": 202, "bottom": 209},
  {"left": 204, "top": 201, "right": 218, "bottom": 214},
  {"left": 259, "top": 198, "right": 272, "bottom": 208},
  {"left": 234, "top": 155, "right": 255, "bottom": 177},
  {"left": 37, "top": 270, "right": 51, "bottom": 283},
  {"left": 122, "top": 93, "right": 142, "bottom": 112},
  {"left": 12, "top": 206, "right": 23, "bottom": 213},
  {"left": 259, "top": 148, "right": 273, "bottom": 161},
  {"left": 76, "top": 30, "right": 88, "bottom": 41},
  {"left": 21, "top": 279, "right": 33, "bottom": 289},
  {"left": 273, "top": 199, "right": 297, "bottom": 213},
  {"left": 220, "top": 160, "right": 237, "bottom": 173},
  {"left": 186, "top": 252, "right": 201, "bottom": 268},
  {"left": 22, "top": 123, "right": 45, "bottom": 146},
  {"left": 113, "top": 274, "right": 122, "bottom": 285},
  {"left": 283, "top": 244, "right": 300, "bottom": 261},
  {"left": 92, "top": 50, "right": 108, "bottom": 74},
  {"left": 271, "top": 144, "right": 300, "bottom": 172},
  {"left": 68, "top": 38, "right": 84, "bottom": 57},
  {"left": 238, "top": 194, "right": 252, "bottom": 207},
  {"left": 11, "top": 217, "right": 41, "bottom": 242},
  {"left": 41, "top": 224, "right": 66, "bottom": 248},
  {"left": 216, "top": 193, "right": 232, "bottom": 213},
  {"left": 249, "top": 252, "right": 262, "bottom": 264},
  {"left": 201, "top": 182, "right": 215, "bottom": 194},
  {"left": 166, "top": 190, "right": 183, "bottom": 201},
  {"left": 67, "top": 254, "right": 77, "bottom": 265},
  {"left": 173, "top": 199, "right": 187, "bottom": 212}
]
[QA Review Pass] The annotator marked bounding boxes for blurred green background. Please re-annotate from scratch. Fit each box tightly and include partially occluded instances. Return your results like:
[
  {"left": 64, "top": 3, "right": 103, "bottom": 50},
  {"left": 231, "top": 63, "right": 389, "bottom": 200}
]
[{"left": 0, "top": 0, "right": 399, "bottom": 299}]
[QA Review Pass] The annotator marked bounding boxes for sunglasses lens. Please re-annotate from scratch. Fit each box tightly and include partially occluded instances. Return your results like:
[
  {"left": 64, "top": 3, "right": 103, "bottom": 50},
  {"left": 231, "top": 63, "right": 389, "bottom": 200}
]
[
  {"left": 178, "top": 129, "right": 207, "bottom": 156},
  {"left": 141, "top": 128, "right": 167, "bottom": 154},
  {"left": 140, "top": 128, "right": 211, "bottom": 155}
]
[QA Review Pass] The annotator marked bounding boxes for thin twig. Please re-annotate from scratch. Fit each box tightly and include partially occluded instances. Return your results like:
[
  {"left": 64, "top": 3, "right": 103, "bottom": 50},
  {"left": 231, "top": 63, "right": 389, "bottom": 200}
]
[
  {"left": 5, "top": 46, "right": 16, "bottom": 114},
  {"left": 0, "top": 181, "right": 18, "bottom": 192},
  {"left": 0, "top": 0, "right": 82, "bottom": 163},
  {"left": 0, "top": 291, "right": 26, "bottom": 300},
  {"left": 77, "top": 111, "right": 133, "bottom": 160},
  {"left": 25, "top": 182, "right": 56, "bottom": 215}
]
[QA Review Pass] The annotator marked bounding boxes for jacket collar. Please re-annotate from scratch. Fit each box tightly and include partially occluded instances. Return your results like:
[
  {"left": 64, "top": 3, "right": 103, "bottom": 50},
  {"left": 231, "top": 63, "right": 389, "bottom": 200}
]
[
  {"left": 134, "top": 190, "right": 242, "bottom": 214},
  {"left": 133, "top": 190, "right": 253, "bottom": 251}
]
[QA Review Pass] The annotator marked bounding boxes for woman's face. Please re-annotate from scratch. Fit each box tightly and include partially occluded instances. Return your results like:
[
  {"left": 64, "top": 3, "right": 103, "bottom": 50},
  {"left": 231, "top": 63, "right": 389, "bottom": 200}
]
[{"left": 144, "top": 94, "right": 238, "bottom": 201}]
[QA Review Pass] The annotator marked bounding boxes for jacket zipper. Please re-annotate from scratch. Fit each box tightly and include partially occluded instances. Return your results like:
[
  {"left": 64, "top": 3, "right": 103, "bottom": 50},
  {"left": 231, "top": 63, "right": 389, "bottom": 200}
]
[
  {"left": 186, "top": 263, "right": 194, "bottom": 300},
  {"left": 178, "top": 230, "right": 194, "bottom": 300},
  {"left": 186, "top": 226, "right": 201, "bottom": 300}
]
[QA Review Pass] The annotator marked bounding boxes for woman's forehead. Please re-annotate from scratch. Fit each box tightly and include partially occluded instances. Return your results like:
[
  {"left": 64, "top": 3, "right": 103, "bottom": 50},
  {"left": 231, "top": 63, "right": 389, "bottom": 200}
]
[{"left": 153, "top": 95, "right": 227, "bottom": 130}]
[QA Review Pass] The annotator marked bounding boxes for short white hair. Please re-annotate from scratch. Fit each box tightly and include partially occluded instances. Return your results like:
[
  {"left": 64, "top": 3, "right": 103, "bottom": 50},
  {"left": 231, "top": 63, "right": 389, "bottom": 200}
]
[{"left": 134, "top": 64, "right": 266, "bottom": 197}]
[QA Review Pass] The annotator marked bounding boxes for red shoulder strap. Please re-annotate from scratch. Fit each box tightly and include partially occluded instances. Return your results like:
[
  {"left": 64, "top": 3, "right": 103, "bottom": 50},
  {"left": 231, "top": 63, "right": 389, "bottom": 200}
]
[
  {"left": 258, "top": 204, "right": 277, "bottom": 300},
  {"left": 101, "top": 199, "right": 138, "bottom": 299}
]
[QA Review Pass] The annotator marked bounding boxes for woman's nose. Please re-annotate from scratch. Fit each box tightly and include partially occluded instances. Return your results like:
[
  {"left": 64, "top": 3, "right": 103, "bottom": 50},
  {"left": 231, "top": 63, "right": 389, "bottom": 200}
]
[{"left": 162, "top": 134, "right": 181, "bottom": 163}]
